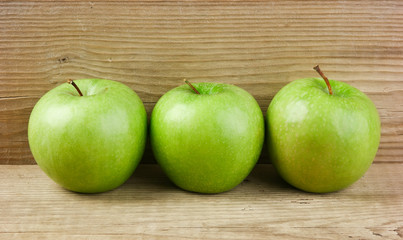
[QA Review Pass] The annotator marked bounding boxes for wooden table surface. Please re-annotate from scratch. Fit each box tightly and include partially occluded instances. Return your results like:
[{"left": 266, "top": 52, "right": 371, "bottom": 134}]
[
  {"left": 1, "top": 163, "right": 402, "bottom": 239},
  {"left": 1, "top": 1, "right": 403, "bottom": 239}
]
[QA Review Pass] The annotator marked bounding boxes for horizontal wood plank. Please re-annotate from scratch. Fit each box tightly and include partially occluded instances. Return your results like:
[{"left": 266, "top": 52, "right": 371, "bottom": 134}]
[
  {"left": 1, "top": 1, "right": 403, "bottom": 163},
  {"left": 0, "top": 163, "right": 402, "bottom": 239}
]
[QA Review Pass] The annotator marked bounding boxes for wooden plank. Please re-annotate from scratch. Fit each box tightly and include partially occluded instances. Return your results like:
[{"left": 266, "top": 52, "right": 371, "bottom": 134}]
[
  {"left": 1, "top": 1, "right": 403, "bottom": 164},
  {"left": 0, "top": 163, "right": 402, "bottom": 239}
]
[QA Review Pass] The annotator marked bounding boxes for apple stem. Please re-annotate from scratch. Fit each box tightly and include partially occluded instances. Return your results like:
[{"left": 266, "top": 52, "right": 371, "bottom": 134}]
[
  {"left": 184, "top": 79, "right": 200, "bottom": 94},
  {"left": 313, "top": 65, "right": 333, "bottom": 95},
  {"left": 67, "top": 79, "right": 83, "bottom": 96}
]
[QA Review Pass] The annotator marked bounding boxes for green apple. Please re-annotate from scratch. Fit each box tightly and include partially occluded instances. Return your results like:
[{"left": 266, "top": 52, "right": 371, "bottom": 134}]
[
  {"left": 28, "top": 79, "right": 147, "bottom": 193},
  {"left": 150, "top": 81, "right": 265, "bottom": 194},
  {"left": 266, "top": 66, "right": 381, "bottom": 193}
]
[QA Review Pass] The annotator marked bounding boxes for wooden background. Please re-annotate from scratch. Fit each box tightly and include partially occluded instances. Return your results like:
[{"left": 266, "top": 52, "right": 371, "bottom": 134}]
[
  {"left": 1, "top": 1, "right": 402, "bottom": 164},
  {"left": 1, "top": 2, "right": 403, "bottom": 239}
]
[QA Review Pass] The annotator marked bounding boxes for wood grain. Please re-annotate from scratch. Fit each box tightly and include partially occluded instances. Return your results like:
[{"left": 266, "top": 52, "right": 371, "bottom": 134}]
[
  {"left": 1, "top": 1, "right": 403, "bottom": 164},
  {"left": 0, "top": 163, "right": 402, "bottom": 239}
]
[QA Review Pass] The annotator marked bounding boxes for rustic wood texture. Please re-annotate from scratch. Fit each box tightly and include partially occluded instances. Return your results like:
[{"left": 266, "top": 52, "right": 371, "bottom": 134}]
[
  {"left": 1, "top": 1, "right": 403, "bottom": 164},
  {"left": 0, "top": 163, "right": 402, "bottom": 239}
]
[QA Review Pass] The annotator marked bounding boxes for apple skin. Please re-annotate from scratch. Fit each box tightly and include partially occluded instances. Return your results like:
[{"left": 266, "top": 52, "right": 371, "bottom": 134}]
[
  {"left": 266, "top": 78, "right": 381, "bottom": 193},
  {"left": 28, "top": 79, "right": 147, "bottom": 193},
  {"left": 150, "top": 82, "right": 265, "bottom": 194}
]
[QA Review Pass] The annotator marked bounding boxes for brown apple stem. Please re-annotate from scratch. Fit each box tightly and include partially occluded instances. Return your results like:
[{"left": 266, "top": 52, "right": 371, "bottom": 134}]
[
  {"left": 184, "top": 79, "right": 200, "bottom": 94},
  {"left": 313, "top": 65, "right": 333, "bottom": 95},
  {"left": 67, "top": 79, "right": 83, "bottom": 96}
]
